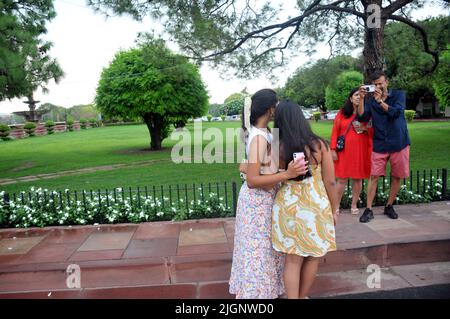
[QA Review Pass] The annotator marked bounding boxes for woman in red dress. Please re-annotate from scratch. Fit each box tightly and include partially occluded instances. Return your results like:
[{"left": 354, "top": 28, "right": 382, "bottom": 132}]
[{"left": 330, "top": 88, "right": 373, "bottom": 215}]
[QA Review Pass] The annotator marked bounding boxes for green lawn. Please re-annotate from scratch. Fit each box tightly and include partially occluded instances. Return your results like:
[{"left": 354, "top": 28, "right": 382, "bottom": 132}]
[{"left": 1, "top": 121, "right": 449, "bottom": 194}]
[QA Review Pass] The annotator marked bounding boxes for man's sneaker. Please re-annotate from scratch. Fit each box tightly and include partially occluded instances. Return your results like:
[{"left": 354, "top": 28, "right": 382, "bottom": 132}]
[
  {"left": 384, "top": 205, "right": 398, "bottom": 219},
  {"left": 359, "top": 208, "right": 374, "bottom": 223}
]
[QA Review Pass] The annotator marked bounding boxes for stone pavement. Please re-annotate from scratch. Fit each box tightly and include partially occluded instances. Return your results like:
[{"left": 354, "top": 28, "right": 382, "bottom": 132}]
[{"left": 0, "top": 201, "right": 449, "bottom": 298}]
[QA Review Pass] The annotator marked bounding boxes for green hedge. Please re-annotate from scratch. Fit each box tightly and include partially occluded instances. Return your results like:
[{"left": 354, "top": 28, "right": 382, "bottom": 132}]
[
  {"left": 405, "top": 110, "right": 416, "bottom": 122},
  {"left": 24, "top": 122, "right": 37, "bottom": 136},
  {"left": 66, "top": 119, "right": 74, "bottom": 131},
  {"left": 45, "top": 120, "right": 55, "bottom": 134},
  {"left": 79, "top": 118, "right": 88, "bottom": 129},
  {"left": 313, "top": 112, "right": 321, "bottom": 122},
  {"left": 0, "top": 124, "right": 11, "bottom": 141}
]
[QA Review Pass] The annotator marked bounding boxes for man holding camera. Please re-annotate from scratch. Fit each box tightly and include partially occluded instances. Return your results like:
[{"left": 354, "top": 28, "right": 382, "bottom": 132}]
[{"left": 357, "top": 71, "right": 411, "bottom": 223}]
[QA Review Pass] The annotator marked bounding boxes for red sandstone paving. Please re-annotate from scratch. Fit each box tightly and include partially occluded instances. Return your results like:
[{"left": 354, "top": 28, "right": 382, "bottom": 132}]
[
  {"left": 69, "top": 249, "right": 125, "bottom": 262},
  {"left": 178, "top": 226, "right": 227, "bottom": 246},
  {"left": 0, "top": 202, "right": 448, "bottom": 297},
  {"left": 123, "top": 238, "right": 178, "bottom": 259},
  {"left": 133, "top": 222, "right": 180, "bottom": 240}
]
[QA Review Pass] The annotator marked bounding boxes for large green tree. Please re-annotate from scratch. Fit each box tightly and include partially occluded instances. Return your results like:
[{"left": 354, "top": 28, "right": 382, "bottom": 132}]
[
  {"left": 38, "top": 103, "right": 67, "bottom": 122},
  {"left": 433, "top": 45, "right": 450, "bottom": 110},
  {"left": 208, "top": 103, "right": 224, "bottom": 117},
  {"left": 281, "top": 55, "right": 362, "bottom": 107},
  {"left": 95, "top": 35, "right": 208, "bottom": 150},
  {"left": 0, "top": 0, "right": 63, "bottom": 102},
  {"left": 384, "top": 15, "right": 450, "bottom": 107},
  {"left": 88, "top": 0, "right": 448, "bottom": 80},
  {"left": 223, "top": 91, "right": 249, "bottom": 116},
  {"left": 325, "top": 70, "right": 364, "bottom": 110},
  {"left": 68, "top": 104, "right": 100, "bottom": 121}
]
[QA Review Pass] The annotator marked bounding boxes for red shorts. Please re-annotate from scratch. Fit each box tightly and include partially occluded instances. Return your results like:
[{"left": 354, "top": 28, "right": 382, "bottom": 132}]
[{"left": 371, "top": 146, "right": 410, "bottom": 178}]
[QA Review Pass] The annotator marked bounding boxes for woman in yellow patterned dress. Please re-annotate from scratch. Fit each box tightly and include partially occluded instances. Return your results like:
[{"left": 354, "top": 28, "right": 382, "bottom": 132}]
[{"left": 272, "top": 100, "right": 339, "bottom": 299}]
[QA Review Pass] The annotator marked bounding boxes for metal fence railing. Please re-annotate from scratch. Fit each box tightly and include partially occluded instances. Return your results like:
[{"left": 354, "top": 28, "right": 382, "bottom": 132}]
[{"left": 2, "top": 168, "right": 449, "bottom": 216}]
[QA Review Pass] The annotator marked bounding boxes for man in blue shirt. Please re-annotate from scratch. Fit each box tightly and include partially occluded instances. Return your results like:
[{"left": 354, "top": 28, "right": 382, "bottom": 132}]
[{"left": 357, "top": 71, "right": 411, "bottom": 223}]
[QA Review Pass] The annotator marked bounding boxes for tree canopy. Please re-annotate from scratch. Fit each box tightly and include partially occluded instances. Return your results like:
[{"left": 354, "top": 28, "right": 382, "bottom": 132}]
[
  {"left": 433, "top": 45, "right": 450, "bottom": 109},
  {"left": 88, "top": 0, "right": 449, "bottom": 79},
  {"left": 280, "top": 55, "right": 362, "bottom": 107},
  {"left": 223, "top": 90, "right": 249, "bottom": 116},
  {"left": 208, "top": 103, "right": 224, "bottom": 117},
  {"left": 95, "top": 35, "right": 208, "bottom": 150},
  {"left": 0, "top": 0, "right": 63, "bottom": 101},
  {"left": 384, "top": 15, "right": 450, "bottom": 106},
  {"left": 325, "top": 70, "right": 364, "bottom": 110}
]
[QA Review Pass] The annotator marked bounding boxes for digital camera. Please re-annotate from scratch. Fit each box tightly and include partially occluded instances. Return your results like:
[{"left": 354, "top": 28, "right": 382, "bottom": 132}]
[{"left": 362, "top": 85, "right": 376, "bottom": 93}]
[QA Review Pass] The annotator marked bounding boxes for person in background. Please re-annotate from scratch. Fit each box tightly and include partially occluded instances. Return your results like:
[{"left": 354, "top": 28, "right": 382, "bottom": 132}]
[
  {"left": 357, "top": 71, "right": 411, "bottom": 223},
  {"left": 330, "top": 88, "right": 373, "bottom": 215}
]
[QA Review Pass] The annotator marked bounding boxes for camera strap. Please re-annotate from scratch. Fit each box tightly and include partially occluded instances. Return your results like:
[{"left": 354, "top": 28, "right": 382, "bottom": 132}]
[{"left": 343, "top": 115, "right": 356, "bottom": 137}]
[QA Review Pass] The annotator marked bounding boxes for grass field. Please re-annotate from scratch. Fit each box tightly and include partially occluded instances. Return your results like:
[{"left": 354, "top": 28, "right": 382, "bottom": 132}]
[{"left": 1, "top": 121, "right": 449, "bottom": 194}]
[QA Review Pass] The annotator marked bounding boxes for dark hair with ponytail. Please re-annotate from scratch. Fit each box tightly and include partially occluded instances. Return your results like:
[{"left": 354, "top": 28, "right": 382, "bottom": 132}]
[{"left": 241, "top": 88, "right": 278, "bottom": 135}]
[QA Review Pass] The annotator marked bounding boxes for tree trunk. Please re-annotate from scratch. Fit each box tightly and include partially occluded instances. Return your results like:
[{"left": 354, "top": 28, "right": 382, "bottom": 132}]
[
  {"left": 362, "top": 0, "right": 387, "bottom": 81},
  {"left": 143, "top": 114, "right": 163, "bottom": 150}
]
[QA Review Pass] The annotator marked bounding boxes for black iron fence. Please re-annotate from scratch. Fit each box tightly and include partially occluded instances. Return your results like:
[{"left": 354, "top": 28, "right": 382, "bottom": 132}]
[
  {"left": 2, "top": 181, "right": 240, "bottom": 215},
  {"left": 349, "top": 168, "right": 448, "bottom": 196},
  {"left": 2, "top": 168, "right": 449, "bottom": 215}
]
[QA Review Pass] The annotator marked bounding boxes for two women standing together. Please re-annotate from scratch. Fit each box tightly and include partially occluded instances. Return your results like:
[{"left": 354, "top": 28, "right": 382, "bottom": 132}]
[{"left": 229, "top": 89, "right": 338, "bottom": 299}]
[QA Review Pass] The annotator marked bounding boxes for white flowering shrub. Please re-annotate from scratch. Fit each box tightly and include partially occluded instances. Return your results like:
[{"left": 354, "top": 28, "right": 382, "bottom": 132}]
[
  {"left": 0, "top": 187, "right": 233, "bottom": 228},
  {"left": 339, "top": 177, "right": 445, "bottom": 208}
]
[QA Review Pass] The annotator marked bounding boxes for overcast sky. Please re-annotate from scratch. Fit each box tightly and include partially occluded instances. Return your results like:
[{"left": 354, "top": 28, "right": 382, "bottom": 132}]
[{"left": 0, "top": 0, "right": 445, "bottom": 114}]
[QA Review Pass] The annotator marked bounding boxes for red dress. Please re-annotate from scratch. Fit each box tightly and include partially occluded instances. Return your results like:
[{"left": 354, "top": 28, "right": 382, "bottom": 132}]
[{"left": 330, "top": 110, "right": 373, "bottom": 179}]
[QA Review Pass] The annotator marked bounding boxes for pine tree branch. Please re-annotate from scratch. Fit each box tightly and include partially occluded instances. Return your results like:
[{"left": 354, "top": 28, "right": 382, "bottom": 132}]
[
  {"left": 198, "top": 0, "right": 366, "bottom": 61},
  {"left": 384, "top": 0, "right": 415, "bottom": 16},
  {"left": 388, "top": 13, "right": 440, "bottom": 74}
]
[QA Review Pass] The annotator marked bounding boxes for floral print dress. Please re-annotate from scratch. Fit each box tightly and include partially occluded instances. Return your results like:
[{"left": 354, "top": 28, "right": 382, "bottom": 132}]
[{"left": 229, "top": 127, "right": 285, "bottom": 299}]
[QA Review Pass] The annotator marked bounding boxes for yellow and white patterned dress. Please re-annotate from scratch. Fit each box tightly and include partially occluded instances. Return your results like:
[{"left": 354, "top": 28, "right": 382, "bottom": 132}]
[{"left": 272, "top": 165, "right": 337, "bottom": 257}]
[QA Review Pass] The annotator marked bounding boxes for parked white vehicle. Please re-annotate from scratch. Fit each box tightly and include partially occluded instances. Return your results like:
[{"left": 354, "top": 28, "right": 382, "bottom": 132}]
[
  {"left": 302, "top": 110, "right": 312, "bottom": 120},
  {"left": 327, "top": 110, "right": 339, "bottom": 120},
  {"left": 225, "top": 115, "right": 241, "bottom": 121}
]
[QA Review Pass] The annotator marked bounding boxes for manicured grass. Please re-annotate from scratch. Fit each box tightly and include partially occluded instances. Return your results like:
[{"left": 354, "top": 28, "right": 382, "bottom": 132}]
[{"left": 1, "top": 121, "right": 449, "bottom": 194}]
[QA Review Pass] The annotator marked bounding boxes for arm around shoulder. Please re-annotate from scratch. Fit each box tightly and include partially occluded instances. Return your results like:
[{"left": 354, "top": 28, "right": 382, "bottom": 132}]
[{"left": 320, "top": 141, "right": 339, "bottom": 214}]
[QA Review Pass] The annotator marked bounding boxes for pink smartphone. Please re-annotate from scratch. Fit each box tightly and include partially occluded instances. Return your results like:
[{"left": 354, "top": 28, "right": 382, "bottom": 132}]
[{"left": 293, "top": 152, "right": 305, "bottom": 162}]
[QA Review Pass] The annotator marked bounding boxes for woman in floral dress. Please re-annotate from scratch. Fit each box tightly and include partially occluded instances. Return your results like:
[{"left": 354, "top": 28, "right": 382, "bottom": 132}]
[{"left": 272, "top": 100, "right": 338, "bottom": 299}]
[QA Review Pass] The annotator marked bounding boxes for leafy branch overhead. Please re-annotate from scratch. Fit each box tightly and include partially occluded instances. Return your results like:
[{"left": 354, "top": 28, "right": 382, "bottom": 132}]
[
  {"left": 0, "top": 0, "right": 64, "bottom": 101},
  {"left": 88, "top": 0, "right": 449, "bottom": 79}
]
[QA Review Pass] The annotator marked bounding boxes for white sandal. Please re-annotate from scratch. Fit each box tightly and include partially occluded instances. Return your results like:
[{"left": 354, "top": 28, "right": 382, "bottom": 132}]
[{"left": 351, "top": 208, "right": 359, "bottom": 215}]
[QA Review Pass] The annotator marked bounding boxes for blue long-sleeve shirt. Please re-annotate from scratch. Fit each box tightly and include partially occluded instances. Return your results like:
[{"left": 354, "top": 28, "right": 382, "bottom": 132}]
[{"left": 357, "top": 89, "right": 410, "bottom": 153}]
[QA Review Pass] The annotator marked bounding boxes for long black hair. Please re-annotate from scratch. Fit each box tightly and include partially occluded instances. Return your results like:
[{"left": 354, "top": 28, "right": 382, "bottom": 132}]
[
  {"left": 241, "top": 88, "right": 278, "bottom": 134},
  {"left": 274, "top": 100, "right": 328, "bottom": 174},
  {"left": 342, "top": 87, "right": 359, "bottom": 118}
]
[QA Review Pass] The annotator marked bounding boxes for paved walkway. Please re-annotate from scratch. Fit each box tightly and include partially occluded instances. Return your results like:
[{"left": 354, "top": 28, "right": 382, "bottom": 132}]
[{"left": 0, "top": 201, "right": 449, "bottom": 298}]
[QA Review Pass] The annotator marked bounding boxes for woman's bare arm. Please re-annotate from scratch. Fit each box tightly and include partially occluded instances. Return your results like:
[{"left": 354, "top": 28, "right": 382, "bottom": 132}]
[
  {"left": 246, "top": 136, "right": 307, "bottom": 189},
  {"left": 320, "top": 141, "right": 339, "bottom": 224}
]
